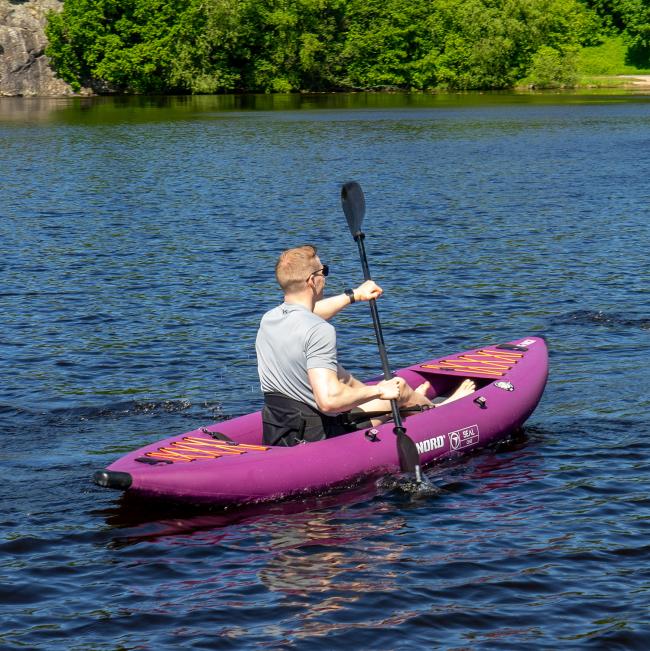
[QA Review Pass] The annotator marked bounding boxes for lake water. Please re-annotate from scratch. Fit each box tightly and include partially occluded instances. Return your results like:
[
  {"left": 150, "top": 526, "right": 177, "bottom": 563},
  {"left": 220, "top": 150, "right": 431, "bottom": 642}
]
[{"left": 1, "top": 91, "right": 649, "bottom": 649}]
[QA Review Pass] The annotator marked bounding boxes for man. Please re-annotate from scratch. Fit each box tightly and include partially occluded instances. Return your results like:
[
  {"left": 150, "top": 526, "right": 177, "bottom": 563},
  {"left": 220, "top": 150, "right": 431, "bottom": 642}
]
[{"left": 256, "top": 244, "right": 473, "bottom": 446}]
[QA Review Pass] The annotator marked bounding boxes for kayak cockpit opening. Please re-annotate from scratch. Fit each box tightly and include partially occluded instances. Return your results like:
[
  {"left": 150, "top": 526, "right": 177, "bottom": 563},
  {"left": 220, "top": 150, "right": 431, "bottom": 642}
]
[{"left": 397, "top": 369, "right": 490, "bottom": 404}]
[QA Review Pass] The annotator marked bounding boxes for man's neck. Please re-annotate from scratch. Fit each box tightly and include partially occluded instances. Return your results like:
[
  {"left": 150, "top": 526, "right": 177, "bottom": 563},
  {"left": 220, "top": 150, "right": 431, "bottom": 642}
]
[{"left": 283, "top": 291, "right": 315, "bottom": 312}]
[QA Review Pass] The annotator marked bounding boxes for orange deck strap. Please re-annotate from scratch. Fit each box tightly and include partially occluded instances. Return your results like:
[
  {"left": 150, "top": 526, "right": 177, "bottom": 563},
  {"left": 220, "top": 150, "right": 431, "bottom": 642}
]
[
  {"left": 146, "top": 449, "right": 208, "bottom": 462},
  {"left": 454, "top": 355, "right": 514, "bottom": 371},
  {"left": 162, "top": 445, "right": 219, "bottom": 458},
  {"left": 173, "top": 443, "right": 242, "bottom": 457},
  {"left": 167, "top": 445, "right": 242, "bottom": 457},
  {"left": 420, "top": 347, "right": 524, "bottom": 377},
  {"left": 421, "top": 363, "right": 505, "bottom": 377},
  {"left": 477, "top": 349, "right": 524, "bottom": 361},
  {"left": 155, "top": 448, "right": 199, "bottom": 461},
  {"left": 145, "top": 450, "right": 221, "bottom": 462},
  {"left": 438, "top": 362, "right": 507, "bottom": 373},
  {"left": 141, "top": 435, "right": 272, "bottom": 464},
  {"left": 142, "top": 436, "right": 272, "bottom": 465},
  {"left": 175, "top": 440, "right": 245, "bottom": 454},
  {"left": 183, "top": 436, "right": 271, "bottom": 452}
]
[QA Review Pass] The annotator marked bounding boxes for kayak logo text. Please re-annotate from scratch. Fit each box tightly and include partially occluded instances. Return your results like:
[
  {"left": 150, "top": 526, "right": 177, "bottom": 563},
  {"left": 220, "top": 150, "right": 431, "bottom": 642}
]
[
  {"left": 449, "top": 425, "right": 480, "bottom": 451},
  {"left": 416, "top": 435, "right": 445, "bottom": 454}
]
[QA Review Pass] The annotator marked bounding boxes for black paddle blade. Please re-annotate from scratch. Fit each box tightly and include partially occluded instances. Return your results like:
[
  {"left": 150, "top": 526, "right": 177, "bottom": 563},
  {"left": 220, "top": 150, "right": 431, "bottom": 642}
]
[
  {"left": 341, "top": 181, "right": 366, "bottom": 237},
  {"left": 396, "top": 427, "right": 422, "bottom": 479}
]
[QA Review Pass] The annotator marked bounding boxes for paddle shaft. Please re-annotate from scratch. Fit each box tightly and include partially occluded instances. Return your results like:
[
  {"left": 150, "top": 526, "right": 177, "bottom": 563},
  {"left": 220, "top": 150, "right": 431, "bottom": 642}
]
[
  {"left": 342, "top": 181, "right": 422, "bottom": 482},
  {"left": 353, "top": 232, "right": 404, "bottom": 432}
]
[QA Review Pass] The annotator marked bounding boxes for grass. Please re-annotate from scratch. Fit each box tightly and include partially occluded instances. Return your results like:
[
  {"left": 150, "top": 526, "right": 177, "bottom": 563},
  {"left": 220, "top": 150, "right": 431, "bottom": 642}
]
[
  {"left": 577, "top": 35, "right": 650, "bottom": 76},
  {"left": 515, "top": 35, "right": 650, "bottom": 90}
]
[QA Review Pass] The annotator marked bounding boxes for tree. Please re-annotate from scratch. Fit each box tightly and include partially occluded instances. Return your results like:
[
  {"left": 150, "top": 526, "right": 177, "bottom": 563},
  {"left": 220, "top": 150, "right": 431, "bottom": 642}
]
[
  {"left": 619, "top": 0, "right": 650, "bottom": 64},
  {"left": 421, "top": 0, "right": 600, "bottom": 89},
  {"left": 47, "top": 0, "right": 195, "bottom": 93},
  {"left": 527, "top": 44, "right": 580, "bottom": 86},
  {"left": 45, "top": 0, "right": 608, "bottom": 93},
  {"left": 242, "top": 0, "right": 347, "bottom": 92},
  {"left": 341, "top": 0, "right": 433, "bottom": 89}
]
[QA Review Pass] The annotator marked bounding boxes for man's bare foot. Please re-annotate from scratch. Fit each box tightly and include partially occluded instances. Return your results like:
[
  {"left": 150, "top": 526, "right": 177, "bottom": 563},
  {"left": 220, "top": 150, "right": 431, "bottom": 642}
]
[{"left": 438, "top": 379, "right": 476, "bottom": 406}]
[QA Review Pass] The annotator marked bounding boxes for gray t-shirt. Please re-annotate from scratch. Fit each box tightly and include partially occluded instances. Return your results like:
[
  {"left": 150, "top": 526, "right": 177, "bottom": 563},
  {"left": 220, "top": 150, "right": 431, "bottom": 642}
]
[{"left": 256, "top": 303, "right": 338, "bottom": 411}]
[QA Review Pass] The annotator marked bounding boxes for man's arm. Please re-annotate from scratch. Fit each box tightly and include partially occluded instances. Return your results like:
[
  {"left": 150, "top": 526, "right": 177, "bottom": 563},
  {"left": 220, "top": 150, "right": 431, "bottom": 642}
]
[
  {"left": 314, "top": 280, "right": 383, "bottom": 321},
  {"left": 308, "top": 366, "right": 400, "bottom": 414}
]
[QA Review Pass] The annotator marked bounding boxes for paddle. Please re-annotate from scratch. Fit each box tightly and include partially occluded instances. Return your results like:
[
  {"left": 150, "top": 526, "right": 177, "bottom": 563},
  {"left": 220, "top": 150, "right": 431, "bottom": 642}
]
[{"left": 340, "top": 181, "right": 423, "bottom": 483}]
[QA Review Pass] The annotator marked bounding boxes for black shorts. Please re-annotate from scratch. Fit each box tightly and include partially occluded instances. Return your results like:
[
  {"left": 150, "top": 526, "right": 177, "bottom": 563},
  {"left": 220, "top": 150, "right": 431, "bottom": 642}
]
[{"left": 262, "top": 392, "right": 355, "bottom": 447}]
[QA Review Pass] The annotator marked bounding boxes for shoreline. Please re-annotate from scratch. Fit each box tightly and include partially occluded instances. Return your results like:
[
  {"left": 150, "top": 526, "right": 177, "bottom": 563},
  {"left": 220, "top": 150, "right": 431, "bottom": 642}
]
[
  {"left": 2, "top": 75, "right": 650, "bottom": 100},
  {"left": 611, "top": 74, "right": 650, "bottom": 88},
  {"left": 574, "top": 74, "right": 650, "bottom": 90}
]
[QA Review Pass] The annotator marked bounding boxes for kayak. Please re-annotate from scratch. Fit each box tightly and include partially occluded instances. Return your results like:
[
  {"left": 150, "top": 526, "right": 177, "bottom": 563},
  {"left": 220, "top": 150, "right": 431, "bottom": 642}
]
[{"left": 93, "top": 336, "right": 548, "bottom": 505}]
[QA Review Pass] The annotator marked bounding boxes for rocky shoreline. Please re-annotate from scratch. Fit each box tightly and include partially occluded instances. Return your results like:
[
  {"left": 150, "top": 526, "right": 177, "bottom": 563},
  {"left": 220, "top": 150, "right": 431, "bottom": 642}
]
[{"left": 0, "top": 0, "right": 76, "bottom": 96}]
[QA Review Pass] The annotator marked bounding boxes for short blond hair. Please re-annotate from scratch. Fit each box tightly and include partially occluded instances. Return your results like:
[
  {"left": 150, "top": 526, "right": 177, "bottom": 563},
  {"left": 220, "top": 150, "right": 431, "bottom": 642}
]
[{"left": 275, "top": 244, "right": 319, "bottom": 293}]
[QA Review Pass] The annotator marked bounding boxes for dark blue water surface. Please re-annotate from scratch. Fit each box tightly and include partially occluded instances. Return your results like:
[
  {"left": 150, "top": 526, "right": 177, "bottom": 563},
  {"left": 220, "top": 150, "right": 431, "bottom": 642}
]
[{"left": 1, "top": 92, "right": 650, "bottom": 649}]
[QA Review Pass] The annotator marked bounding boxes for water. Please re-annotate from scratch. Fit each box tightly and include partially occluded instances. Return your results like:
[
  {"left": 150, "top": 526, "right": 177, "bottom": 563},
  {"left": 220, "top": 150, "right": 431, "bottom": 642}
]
[{"left": 1, "top": 92, "right": 649, "bottom": 649}]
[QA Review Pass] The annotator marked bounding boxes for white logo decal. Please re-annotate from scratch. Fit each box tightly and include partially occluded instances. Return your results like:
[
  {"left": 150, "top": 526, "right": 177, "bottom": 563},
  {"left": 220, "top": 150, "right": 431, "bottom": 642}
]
[
  {"left": 495, "top": 381, "right": 514, "bottom": 391},
  {"left": 416, "top": 435, "right": 445, "bottom": 454},
  {"left": 449, "top": 425, "right": 480, "bottom": 451},
  {"left": 519, "top": 339, "right": 537, "bottom": 346}
]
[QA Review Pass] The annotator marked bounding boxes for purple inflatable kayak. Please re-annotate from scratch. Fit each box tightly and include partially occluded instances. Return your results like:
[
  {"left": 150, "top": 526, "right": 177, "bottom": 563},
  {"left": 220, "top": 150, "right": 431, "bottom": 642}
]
[{"left": 93, "top": 337, "right": 548, "bottom": 505}]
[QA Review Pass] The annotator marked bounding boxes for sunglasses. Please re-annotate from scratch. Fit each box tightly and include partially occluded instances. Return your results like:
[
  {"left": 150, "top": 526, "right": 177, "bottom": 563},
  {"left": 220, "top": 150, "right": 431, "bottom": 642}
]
[{"left": 306, "top": 264, "right": 329, "bottom": 281}]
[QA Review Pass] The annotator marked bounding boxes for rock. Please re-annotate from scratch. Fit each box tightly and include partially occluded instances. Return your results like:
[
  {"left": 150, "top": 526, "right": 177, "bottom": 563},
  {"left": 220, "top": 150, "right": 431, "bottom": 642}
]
[{"left": 0, "top": 0, "right": 83, "bottom": 96}]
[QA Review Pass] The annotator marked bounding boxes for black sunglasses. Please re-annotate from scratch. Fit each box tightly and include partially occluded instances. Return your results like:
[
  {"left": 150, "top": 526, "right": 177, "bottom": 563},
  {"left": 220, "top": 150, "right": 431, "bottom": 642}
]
[{"left": 306, "top": 264, "right": 329, "bottom": 281}]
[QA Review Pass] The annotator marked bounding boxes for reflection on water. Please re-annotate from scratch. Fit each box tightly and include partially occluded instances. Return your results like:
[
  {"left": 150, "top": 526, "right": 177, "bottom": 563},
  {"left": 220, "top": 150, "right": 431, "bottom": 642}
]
[
  {"left": 3, "top": 90, "right": 650, "bottom": 125},
  {"left": 102, "top": 481, "right": 382, "bottom": 545},
  {"left": 99, "top": 483, "right": 411, "bottom": 640},
  {"left": 258, "top": 506, "right": 404, "bottom": 593}
]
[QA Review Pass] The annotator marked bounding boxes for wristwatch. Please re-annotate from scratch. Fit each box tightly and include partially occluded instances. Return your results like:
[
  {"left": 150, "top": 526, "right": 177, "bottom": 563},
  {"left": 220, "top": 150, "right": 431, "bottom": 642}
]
[{"left": 344, "top": 288, "right": 356, "bottom": 304}]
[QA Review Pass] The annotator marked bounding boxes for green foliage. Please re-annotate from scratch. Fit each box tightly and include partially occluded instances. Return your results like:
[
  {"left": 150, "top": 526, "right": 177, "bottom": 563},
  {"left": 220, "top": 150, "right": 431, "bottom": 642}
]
[
  {"left": 577, "top": 33, "right": 650, "bottom": 71},
  {"left": 242, "top": 0, "right": 348, "bottom": 91},
  {"left": 581, "top": 0, "right": 650, "bottom": 64},
  {"left": 620, "top": 0, "right": 650, "bottom": 65},
  {"left": 423, "top": 0, "right": 531, "bottom": 90},
  {"left": 526, "top": 45, "right": 579, "bottom": 86},
  {"left": 46, "top": 0, "right": 195, "bottom": 93},
  {"left": 168, "top": 0, "right": 250, "bottom": 93},
  {"left": 341, "top": 0, "right": 433, "bottom": 88},
  {"left": 45, "top": 0, "right": 649, "bottom": 93}
]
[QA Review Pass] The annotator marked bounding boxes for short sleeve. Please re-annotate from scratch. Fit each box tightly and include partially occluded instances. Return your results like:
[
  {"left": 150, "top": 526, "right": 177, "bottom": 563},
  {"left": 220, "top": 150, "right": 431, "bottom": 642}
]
[{"left": 304, "top": 321, "right": 338, "bottom": 371}]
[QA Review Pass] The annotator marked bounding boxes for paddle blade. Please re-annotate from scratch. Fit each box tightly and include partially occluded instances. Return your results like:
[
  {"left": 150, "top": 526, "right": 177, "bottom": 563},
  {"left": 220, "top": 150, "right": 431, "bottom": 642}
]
[
  {"left": 341, "top": 181, "right": 366, "bottom": 237},
  {"left": 395, "top": 427, "right": 421, "bottom": 478}
]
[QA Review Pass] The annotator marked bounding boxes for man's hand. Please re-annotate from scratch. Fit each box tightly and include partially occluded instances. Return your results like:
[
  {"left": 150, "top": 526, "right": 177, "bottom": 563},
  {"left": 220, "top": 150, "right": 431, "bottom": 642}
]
[
  {"left": 314, "top": 280, "right": 383, "bottom": 321},
  {"left": 377, "top": 377, "right": 403, "bottom": 401},
  {"left": 353, "top": 280, "right": 383, "bottom": 302}
]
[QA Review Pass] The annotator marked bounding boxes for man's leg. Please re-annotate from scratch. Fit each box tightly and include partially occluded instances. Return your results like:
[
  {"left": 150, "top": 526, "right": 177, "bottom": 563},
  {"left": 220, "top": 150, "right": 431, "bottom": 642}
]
[{"left": 354, "top": 378, "right": 476, "bottom": 426}]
